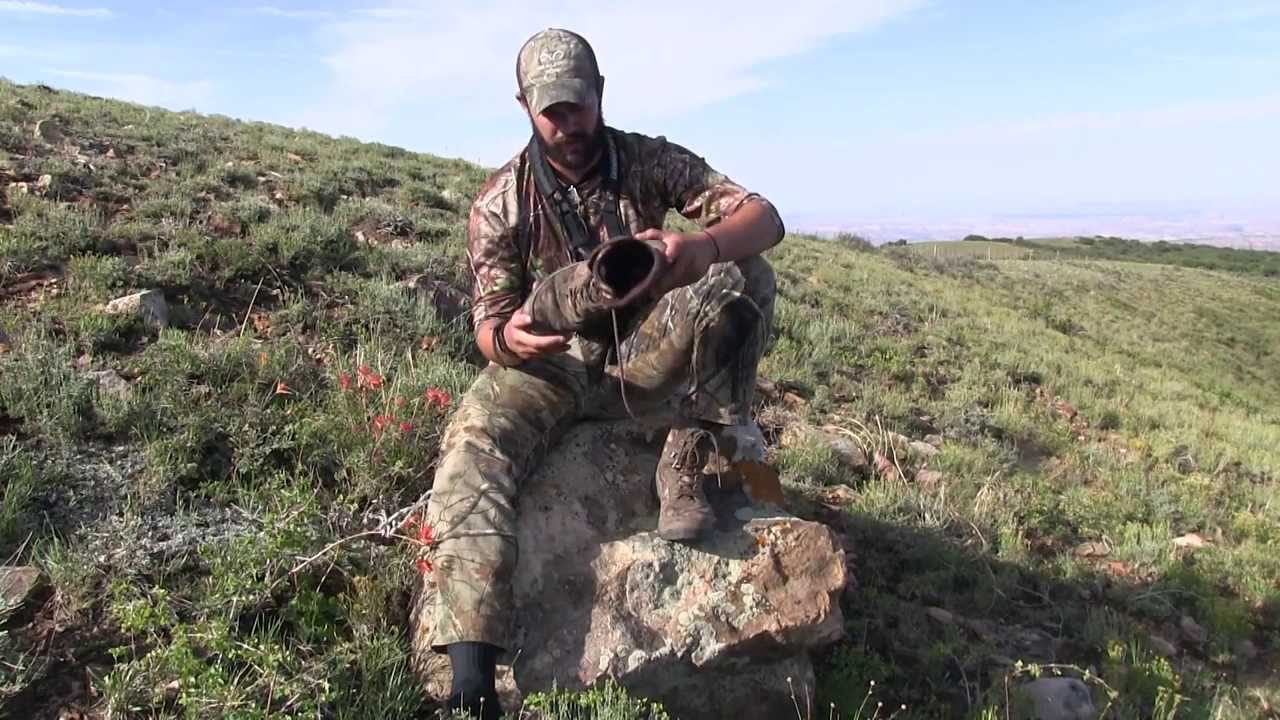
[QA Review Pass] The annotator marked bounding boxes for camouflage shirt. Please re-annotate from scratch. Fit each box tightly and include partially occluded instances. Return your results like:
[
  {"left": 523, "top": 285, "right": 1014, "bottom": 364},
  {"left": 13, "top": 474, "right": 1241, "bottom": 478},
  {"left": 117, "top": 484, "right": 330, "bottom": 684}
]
[{"left": 466, "top": 127, "right": 783, "bottom": 327}]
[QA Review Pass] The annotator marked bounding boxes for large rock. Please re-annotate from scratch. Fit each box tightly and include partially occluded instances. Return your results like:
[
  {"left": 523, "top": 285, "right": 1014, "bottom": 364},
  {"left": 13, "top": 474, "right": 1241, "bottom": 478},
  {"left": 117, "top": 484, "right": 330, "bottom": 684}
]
[{"left": 410, "top": 420, "right": 847, "bottom": 718}]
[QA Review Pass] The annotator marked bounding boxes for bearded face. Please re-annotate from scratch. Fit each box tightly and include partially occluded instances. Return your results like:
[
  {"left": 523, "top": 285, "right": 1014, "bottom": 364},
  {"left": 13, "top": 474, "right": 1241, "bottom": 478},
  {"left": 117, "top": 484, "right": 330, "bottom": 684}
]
[
  {"left": 536, "top": 115, "right": 605, "bottom": 173},
  {"left": 527, "top": 98, "right": 606, "bottom": 175}
]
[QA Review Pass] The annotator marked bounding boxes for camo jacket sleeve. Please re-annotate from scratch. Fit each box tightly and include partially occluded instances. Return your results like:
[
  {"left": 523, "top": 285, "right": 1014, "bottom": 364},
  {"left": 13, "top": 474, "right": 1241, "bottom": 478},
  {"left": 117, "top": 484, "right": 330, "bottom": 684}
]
[
  {"left": 633, "top": 134, "right": 785, "bottom": 238},
  {"left": 466, "top": 159, "right": 525, "bottom": 327}
]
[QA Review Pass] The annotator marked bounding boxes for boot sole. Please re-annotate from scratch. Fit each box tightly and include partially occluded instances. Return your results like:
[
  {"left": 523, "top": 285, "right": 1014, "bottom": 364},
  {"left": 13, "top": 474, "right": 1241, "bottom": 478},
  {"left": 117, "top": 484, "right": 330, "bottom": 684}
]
[{"left": 657, "top": 519, "right": 715, "bottom": 543}]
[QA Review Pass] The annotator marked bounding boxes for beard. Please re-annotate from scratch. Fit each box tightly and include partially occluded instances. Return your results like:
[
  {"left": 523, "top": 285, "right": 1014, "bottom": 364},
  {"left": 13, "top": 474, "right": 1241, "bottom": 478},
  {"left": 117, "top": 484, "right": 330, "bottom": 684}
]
[{"left": 534, "top": 115, "right": 606, "bottom": 174}]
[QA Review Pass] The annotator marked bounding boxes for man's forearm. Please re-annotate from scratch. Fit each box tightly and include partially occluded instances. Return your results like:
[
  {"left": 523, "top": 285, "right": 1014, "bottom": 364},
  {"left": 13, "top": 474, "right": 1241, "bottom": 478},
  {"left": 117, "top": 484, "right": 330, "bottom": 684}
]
[
  {"left": 475, "top": 318, "right": 515, "bottom": 366},
  {"left": 700, "top": 199, "right": 785, "bottom": 263}
]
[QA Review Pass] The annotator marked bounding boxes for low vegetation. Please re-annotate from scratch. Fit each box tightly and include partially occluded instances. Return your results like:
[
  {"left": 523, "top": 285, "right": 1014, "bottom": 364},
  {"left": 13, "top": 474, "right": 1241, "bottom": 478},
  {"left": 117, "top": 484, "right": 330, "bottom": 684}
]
[{"left": 2, "top": 79, "right": 1277, "bottom": 719}]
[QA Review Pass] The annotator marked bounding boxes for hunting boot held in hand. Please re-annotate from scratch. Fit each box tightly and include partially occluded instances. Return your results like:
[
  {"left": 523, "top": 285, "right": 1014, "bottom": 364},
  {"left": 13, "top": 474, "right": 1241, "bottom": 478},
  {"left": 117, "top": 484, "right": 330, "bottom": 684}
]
[
  {"left": 656, "top": 422, "right": 718, "bottom": 541},
  {"left": 521, "top": 235, "right": 669, "bottom": 342}
]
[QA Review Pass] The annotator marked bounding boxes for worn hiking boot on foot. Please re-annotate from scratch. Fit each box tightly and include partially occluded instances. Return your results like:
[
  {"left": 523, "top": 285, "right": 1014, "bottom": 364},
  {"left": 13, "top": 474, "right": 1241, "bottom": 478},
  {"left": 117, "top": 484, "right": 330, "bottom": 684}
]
[
  {"left": 656, "top": 423, "right": 718, "bottom": 542},
  {"left": 521, "top": 236, "right": 668, "bottom": 341}
]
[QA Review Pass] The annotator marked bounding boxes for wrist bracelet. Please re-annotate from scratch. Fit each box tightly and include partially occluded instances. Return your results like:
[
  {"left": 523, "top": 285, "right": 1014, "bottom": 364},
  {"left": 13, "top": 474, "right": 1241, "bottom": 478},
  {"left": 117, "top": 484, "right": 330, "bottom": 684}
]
[
  {"left": 703, "top": 228, "right": 722, "bottom": 263},
  {"left": 492, "top": 321, "right": 517, "bottom": 366}
]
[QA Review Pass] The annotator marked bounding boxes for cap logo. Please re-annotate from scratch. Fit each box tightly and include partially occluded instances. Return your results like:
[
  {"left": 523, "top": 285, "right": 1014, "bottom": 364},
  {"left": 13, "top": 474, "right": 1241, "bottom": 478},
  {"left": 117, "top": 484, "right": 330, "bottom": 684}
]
[{"left": 539, "top": 47, "right": 567, "bottom": 65}]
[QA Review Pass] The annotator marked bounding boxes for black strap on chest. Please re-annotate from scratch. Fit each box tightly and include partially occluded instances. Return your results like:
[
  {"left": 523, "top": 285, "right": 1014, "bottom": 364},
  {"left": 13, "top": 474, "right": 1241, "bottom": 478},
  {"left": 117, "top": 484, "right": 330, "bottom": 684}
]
[{"left": 526, "top": 130, "right": 628, "bottom": 262}]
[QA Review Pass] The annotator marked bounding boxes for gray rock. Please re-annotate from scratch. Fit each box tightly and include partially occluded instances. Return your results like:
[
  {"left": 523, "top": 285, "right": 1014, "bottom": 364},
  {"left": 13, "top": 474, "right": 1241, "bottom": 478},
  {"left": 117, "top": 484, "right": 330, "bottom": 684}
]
[
  {"left": 103, "top": 289, "right": 169, "bottom": 330},
  {"left": 1014, "top": 677, "right": 1097, "bottom": 720},
  {"left": 785, "top": 425, "right": 869, "bottom": 473},
  {"left": 0, "top": 566, "right": 45, "bottom": 622},
  {"left": 409, "top": 419, "right": 846, "bottom": 719},
  {"left": 827, "top": 435, "right": 869, "bottom": 471},
  {"left": 89, "top": 369, "right": 132, "bottom": 400},
  {"left": 1234, "top": 639, "right": 1258, "bottom": 661},
  {"left": 1180, "top": 615, "right": 1207, "bottom": 645},
  {"left": 926, "top": 606, "right": 955, "bottom": 625},
  {"left": 915, "top": 469, "right": 944, "bottom": 488},
  {"left": 909, "top": 440, "right": 941, "bottom": 459},
  {"left": 1148, "top": 634, "right": 1178, "bottom": 658},
  {"left": 396, "top": 274, "right": 469, "bottom": 324}
]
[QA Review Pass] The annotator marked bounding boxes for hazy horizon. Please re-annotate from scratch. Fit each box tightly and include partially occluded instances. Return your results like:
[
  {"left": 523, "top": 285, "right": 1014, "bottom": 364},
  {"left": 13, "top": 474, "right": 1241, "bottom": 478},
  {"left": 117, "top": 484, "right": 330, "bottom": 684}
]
[{"left": 3, "top": 1, "right": 1278, "bottom": 244}]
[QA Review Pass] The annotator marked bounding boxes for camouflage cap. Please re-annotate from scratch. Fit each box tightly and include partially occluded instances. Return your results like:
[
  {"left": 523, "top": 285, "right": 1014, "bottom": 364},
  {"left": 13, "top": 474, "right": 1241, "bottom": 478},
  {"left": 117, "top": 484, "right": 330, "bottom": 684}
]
[{"left": 516, "top": 28, "right": 602, "bottom": 115}]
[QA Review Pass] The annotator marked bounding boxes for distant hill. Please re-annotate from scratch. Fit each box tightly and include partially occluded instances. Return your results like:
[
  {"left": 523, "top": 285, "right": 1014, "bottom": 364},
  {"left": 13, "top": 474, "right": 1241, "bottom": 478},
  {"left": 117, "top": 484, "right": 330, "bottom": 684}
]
[
  {"left": 917, "top": 234, "right": 1280, "bottom": 277},
  {"left": 2, "top": 79, "right": 1278, "bottom": 719}
]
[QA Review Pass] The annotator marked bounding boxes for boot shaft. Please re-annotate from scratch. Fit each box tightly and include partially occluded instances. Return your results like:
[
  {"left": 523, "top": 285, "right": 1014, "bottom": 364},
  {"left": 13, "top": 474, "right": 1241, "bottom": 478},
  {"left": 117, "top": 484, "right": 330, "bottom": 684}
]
[{"left": 521, "top": 236, "right": 669, "bottom": 338}]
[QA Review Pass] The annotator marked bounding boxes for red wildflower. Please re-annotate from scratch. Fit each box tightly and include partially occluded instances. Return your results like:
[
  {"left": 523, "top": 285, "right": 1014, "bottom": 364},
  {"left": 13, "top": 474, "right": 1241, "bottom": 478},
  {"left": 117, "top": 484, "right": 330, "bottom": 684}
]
[
  {"left": 338, "top": 372, "right": 352, "bottom": 391},
  {"left": 357, "top": 365, "right": 372, "bottom": 377},
  {"left": 399, "top": 420, "right": 413, "bottom": 434},
  {"left": 361, "top": 372, "right": 384, "bottom": 390},
  {"left": 415, "top": 557, "right": 433, "bottom": 575},
  {"left": 274, "top": 380, "right": 292, "bottom": 395},
  {"left": 394, "top": 396, "right": 407, "bottom": 409},
  {"left": 416, "top": 521, "right": 434, "bottom": 545},
  {"left": 372, "top": 414, "right": 393, "bottom": 436},
  {"left": 424, "top": 387, "right": 452, "bottom": 409}
]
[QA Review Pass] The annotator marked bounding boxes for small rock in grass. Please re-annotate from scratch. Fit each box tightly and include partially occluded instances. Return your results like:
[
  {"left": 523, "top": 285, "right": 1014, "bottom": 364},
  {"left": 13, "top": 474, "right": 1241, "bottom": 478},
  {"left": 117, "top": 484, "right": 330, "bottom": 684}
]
[
  {"left": 0, "top": 566, "right": 45, "bottom": 621},
  {"left": 1148, "top": 634, "right": 1178, "bottom": 658},
  {"left": 926, "top": 606, "right": 954, "bottom": 625},
  {"left": 88, "top": 369, "right": 132, "bottom": 400},
  {"left": 1072, "top": 541, "right": 1110, "bottom": 558},
  {"left": 1172, "top": 532, "right": 1209, "bottom": 549},
  {"left": 1014, "top": 677, "right": 1097, "bottom": 720},
  {"left": 1234, "top": 639, "right": 1258, "bottom": 661},
  {"left": 1179, "top": 615, "right": 1207, "bottom": 645},
  {"left": 915, "top": 469, "right": 944, "bottom": 488},
  {"left": 103, "top": 289, "right": 169, "bottom": 330},
  {"left": 910, "top": 440, "right": 941, "bottom": 459}
]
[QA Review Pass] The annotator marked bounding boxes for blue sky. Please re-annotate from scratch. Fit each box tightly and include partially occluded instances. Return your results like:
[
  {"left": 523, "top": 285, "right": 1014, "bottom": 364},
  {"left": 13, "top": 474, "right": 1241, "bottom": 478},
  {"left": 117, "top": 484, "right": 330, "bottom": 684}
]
[{"left": 3, "top": 0, "right": 1279, "bottom": 234}]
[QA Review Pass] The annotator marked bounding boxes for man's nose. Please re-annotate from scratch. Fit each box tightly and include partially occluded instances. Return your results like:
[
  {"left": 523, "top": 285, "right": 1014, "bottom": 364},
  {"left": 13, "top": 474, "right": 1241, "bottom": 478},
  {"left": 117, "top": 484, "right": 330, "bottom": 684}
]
[{"left": 555, "top": 108, "right": 586, "bottom": 135}]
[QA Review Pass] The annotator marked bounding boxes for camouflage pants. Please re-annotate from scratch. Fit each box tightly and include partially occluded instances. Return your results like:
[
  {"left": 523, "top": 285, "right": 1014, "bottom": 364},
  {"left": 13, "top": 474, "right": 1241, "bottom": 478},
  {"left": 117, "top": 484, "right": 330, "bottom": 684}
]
[{"left": 419, "top": 255, "right": 775, "bottom": 654}]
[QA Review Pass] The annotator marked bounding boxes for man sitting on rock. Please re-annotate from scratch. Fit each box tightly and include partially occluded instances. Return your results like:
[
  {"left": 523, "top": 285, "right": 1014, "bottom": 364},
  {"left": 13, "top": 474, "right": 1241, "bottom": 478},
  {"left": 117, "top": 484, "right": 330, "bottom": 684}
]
[{"left": 419, "top": 27, "right": 785, "bottom": 719}]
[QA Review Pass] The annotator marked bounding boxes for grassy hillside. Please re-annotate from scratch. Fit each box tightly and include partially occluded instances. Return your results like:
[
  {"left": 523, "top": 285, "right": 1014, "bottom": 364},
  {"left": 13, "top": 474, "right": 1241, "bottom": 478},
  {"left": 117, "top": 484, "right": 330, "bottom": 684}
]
[
  {"left": 907, "top": 236, "right": 1280, "bottom": 277},
  {"left": 2, "top": 79, "right": 1278, "bottom": 719}
]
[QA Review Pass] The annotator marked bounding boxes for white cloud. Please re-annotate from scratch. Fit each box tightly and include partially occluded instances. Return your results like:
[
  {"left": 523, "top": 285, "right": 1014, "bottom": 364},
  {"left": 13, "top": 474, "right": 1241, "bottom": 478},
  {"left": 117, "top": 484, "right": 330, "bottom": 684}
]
[
  {"left": 0, "top": 1, "right": 111, "bottom": 17},
  {"left": 296, "top": 0, "right": 922, "bottom": 149},
  {"left": 251, "top": 5, "right": 334, "bottom": 20},
  {"left": 47, "top": 70, "right": 214, "bottom": 110}
]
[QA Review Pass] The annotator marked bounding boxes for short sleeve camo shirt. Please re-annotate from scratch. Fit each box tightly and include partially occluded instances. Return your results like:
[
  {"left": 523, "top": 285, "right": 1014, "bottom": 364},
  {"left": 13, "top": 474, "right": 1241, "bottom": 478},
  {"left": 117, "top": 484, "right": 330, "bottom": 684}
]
[{"left": 465, "top": 127, "right": 784, "bottom": 327}]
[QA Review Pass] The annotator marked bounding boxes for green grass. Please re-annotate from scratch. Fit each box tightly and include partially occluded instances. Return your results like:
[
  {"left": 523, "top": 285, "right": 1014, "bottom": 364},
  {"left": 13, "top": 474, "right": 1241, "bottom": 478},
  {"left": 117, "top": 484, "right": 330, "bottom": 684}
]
[{"left": 2, "top": 79, "right": 1279, "bottom": 719}]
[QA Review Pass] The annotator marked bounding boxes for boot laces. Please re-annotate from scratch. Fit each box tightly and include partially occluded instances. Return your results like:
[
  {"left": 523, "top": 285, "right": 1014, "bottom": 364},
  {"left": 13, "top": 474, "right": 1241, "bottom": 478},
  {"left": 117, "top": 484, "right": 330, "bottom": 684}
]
[{"left": 667, "top": 427, "right": 716, "bottom": 499}]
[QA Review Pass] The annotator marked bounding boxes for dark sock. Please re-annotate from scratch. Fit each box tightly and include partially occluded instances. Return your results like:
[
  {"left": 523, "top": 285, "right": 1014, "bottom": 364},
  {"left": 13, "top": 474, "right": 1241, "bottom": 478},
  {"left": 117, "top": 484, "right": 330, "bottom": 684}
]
[{"left": 447, "top": 642, "right": 501, "bottom": 718}]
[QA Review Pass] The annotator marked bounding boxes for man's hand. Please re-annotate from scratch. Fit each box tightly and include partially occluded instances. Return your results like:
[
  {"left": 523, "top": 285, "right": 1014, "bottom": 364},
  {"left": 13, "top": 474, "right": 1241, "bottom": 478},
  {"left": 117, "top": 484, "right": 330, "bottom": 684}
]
[
  {"left": 634, "top": 228, "right": 718, "bottom": 296},
  {"left": 500, "top": 310, "right": 572, "bottom": 361}
]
